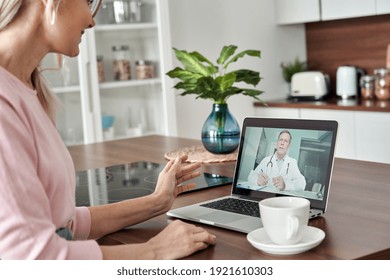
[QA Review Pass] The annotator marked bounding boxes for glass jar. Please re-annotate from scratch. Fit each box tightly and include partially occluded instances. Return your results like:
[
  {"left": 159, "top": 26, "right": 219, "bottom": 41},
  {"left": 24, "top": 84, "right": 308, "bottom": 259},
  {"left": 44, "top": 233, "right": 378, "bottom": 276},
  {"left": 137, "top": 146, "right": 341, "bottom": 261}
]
[
  {"left": 130, "top": 0, "right": 142, "bottom": 22},
  {"left": 94, "top": 1, "right": 115, "bottom": 24},
  {"left": 112, "top": 45, "right": 131, "bottom": 81},
  {"left": 136, "top": 60, "right": 154, "bottom": 79},
  {"left": 360, "top": 75, "right": 375, "bottom": 99},
  {"left": 113, "top": 0, "right": 131, "bottom": 23},
  {"left": 97, "top": 55, "right": 105, "bottom": 83},
  {"left": 374, "top": 68, "right": 390, "bottom": 100}
]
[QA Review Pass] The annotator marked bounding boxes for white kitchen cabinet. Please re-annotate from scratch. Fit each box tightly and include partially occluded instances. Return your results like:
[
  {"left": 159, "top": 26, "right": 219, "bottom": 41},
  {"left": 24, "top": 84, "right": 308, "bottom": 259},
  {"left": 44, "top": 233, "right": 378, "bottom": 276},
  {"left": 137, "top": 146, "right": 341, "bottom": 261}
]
[
  {"left": 41, "top": 54, "right": 86, "bottom": 145},
  {"left": 300, "top": 109, "right": 356, "bottom": 160},
  {"left": 376, "top": 0, "right": 390, "bottom": 15},
  {"left": 43, "top": 0, "right": 176, "bottom": 145},
  {"left": 254, "top": 106, "right": 390, "bottom": 163},
  {"left": 355, "top": 112, "right": 390, "bottom": 164},
  {"left": 321, "top": 0, "right": 376, "bottom": 21},
  {"left": 275, "top": 0, "right": 388, "bottom": 25},
  {"left": 274, "top": 0, "right": 321, "bottom": 24}
]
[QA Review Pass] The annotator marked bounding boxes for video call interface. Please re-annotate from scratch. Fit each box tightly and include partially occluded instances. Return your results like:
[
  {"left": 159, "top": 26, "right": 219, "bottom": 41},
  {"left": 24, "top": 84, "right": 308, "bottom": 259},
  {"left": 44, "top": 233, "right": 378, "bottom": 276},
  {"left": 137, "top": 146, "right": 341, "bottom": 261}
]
[{"left": 236, "top": 126, "right": 334, "bottom": 201}]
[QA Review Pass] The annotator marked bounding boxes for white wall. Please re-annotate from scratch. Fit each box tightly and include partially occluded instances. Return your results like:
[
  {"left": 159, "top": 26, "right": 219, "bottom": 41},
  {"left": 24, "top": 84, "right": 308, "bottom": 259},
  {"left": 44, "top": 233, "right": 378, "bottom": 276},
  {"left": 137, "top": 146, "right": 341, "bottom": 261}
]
[{"left": 167, "top": 0, "right": 307, "bottom": 139}]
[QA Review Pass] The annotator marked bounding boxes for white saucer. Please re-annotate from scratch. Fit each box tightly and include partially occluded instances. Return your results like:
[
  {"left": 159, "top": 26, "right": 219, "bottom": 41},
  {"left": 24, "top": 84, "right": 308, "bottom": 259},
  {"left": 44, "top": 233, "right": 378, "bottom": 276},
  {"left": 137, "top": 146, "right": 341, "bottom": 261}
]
[{"left": 247, "top": 226, "right": 325, "bottom": 255}]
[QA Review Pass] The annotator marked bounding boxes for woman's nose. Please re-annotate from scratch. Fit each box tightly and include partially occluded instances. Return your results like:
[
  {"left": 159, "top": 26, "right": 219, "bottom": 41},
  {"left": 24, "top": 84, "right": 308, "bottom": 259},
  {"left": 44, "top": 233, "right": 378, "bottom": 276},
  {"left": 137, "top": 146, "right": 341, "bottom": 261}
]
[
  {"left": 87, "top": 15, "right": 96, "bottom": 29},
  {"left": 89, "top": 19, "right": 96, "bottom": 28}
]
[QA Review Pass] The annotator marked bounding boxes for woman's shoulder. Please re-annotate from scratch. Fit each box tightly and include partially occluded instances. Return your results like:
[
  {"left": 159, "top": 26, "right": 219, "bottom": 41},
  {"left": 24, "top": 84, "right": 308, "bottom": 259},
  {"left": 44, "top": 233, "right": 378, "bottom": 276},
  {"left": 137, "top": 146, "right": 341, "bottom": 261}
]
[{"left": 0, "top": 66, "right": 36, "bottom": 100}]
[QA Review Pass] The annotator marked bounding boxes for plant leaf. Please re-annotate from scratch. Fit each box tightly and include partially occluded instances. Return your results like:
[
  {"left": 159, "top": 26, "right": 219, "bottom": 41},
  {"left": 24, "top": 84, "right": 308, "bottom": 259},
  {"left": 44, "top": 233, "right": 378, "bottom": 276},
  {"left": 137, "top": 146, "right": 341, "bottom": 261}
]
[
  {"left": 216, "top": 45, "right": 238, "bottom": 65},
  {"left": 224, "top": 50, "right": 261, "bottom": 69},
  {"left": 174, "top": 81, "right": 197, "bottom": 91},
  {"left": 173, "top": 48, "right": 211, "bottom": 77},
  {"left": 190, "top": 51, "right": 218, "bottom": 74},
  {"left": 167, "top": 46, "right": 264, "bottom": 104},
  {"left": 166, "top": 67, "right": 203, "bottom": 83},
  {"left": 281, "top": 57, "right": 307, "bottom": 82},
  {"left": 239, "top": 88, "right": 264, "bottom": 101},
  {"left": 233, "top": 69, "right": 262, "bottom": 86},
  {"left": 216, "top": 87, "right": 241, "bottom": 104},
  {"left": 197, "top": 76, "right": 217, "bottom": 93},
  {"left": 215, "top": 72, "right": 236, "bottom": 92}
]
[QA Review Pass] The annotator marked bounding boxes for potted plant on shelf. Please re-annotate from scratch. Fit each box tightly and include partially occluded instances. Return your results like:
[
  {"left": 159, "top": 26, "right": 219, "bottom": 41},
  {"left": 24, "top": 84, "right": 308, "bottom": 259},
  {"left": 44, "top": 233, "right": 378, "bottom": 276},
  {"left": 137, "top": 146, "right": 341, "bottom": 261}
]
[
  {"left": 166, "top": 45, "right": 264, "bottom": 154},
  {"left": 281, "top": 57, "right": 307, "bottom": 94}
]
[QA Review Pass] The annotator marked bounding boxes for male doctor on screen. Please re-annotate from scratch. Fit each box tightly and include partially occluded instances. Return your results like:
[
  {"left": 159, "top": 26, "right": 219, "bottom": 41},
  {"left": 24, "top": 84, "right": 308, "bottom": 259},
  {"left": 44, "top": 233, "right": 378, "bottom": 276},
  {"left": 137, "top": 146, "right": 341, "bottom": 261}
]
[{"left": 247, "top": 130, "right": 306, "bottom": 191}]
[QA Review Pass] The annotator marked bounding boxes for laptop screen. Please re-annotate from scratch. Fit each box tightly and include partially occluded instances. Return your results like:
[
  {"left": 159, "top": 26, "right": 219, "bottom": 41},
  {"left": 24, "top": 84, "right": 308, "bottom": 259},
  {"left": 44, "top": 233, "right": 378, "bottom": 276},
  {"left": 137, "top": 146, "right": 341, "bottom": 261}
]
[{"left": 232, "top": 117, "right": 338, "bottom": 211}]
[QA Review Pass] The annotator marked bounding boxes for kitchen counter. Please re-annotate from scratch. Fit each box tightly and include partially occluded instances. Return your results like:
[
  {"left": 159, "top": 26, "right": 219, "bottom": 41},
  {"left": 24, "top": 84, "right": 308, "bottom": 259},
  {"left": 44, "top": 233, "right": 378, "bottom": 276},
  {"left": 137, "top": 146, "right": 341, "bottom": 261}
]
[
  {"left": 68, "top": 136, "right": 390, "bottom": 260},
  {"left": 254, "top": 98, "right": 390, "bottom": 113}
]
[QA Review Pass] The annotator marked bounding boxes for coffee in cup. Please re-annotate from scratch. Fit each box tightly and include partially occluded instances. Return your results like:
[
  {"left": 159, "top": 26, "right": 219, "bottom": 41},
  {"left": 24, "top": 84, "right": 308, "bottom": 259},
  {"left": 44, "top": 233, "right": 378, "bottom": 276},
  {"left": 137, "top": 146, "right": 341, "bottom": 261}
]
[{"left": 259, "top": 197, "right": 310, "bottom": 245}]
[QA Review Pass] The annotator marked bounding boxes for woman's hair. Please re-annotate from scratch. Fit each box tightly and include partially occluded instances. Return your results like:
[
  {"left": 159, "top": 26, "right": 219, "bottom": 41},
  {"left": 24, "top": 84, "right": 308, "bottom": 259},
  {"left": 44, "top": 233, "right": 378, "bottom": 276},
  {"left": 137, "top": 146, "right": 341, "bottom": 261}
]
[
  {"left": 0, "top": 0, "right": 22, "bottom": 30},
  {"left": 0, "top": 0, "right": 60, "bottom": 122}
]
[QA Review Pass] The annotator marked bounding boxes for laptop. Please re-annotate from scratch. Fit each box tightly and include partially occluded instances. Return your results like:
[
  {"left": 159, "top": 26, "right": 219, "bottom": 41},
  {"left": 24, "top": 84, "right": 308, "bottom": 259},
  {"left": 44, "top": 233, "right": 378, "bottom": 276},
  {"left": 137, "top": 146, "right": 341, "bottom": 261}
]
[{"left": 167, "top": 117, "right": 338, "bottom": 233}]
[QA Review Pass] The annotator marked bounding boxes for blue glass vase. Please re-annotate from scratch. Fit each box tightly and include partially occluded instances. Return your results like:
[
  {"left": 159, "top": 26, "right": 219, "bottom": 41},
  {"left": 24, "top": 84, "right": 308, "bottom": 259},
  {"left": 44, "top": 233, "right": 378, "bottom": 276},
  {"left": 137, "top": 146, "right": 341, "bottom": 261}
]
[{"left": 201, "top": 103, "right": 240, "bottom": 154}]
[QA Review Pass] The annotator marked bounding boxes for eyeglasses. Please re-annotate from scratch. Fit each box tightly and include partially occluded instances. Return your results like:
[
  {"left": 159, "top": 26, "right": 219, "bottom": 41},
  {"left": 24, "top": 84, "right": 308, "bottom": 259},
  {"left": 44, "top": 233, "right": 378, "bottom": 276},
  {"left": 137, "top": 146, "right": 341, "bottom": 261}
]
[{"left": 90, "top": 0, "right": 103, "bottom": 18}]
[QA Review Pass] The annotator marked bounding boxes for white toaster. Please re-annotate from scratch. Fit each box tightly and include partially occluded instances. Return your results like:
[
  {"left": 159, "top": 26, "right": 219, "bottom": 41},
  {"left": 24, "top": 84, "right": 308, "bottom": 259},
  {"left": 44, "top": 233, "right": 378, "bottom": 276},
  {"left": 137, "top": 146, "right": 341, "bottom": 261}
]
[{"left": 290, "top": 71, "right": 329, "bottom": 100}]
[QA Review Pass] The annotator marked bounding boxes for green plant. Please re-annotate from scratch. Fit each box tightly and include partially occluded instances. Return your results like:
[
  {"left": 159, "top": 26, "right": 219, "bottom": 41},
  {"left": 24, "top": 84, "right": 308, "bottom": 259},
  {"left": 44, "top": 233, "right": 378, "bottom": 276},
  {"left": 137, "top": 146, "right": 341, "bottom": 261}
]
[
  {"left": 166, "top": 45, "right": 264, "bottom": 104},
  {"left": 281, "top": 57, "right": 307, "bottom": 83}
]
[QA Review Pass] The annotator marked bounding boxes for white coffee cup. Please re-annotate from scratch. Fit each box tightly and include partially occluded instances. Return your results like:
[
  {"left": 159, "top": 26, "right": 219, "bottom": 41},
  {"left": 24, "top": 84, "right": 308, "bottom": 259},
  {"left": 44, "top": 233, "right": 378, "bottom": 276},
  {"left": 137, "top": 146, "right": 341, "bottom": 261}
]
[{"left": 259, "top": 197, "right": 310, "bottom": 245}]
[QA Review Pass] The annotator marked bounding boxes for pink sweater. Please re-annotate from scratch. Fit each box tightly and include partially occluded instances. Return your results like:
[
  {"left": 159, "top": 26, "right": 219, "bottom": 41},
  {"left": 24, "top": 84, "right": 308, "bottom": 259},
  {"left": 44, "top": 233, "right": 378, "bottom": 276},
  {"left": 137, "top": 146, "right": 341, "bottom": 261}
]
[{"left": 0, "top": 67, "right": 102, "bottom": 259}]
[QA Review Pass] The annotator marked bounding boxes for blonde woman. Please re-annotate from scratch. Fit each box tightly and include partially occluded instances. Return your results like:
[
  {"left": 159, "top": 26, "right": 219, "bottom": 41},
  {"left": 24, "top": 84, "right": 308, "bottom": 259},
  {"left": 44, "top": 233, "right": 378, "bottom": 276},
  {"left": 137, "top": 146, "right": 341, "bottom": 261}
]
[{"left": 0, "top": 0, "right": 216, "bottom": 259}]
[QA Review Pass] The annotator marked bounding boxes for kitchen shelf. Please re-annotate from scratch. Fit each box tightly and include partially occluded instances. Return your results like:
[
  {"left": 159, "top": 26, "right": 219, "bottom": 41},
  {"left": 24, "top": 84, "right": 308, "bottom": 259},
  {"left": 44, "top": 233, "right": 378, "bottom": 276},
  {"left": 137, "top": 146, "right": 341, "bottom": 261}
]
[
  {"left": 254, "top": 98, "right": 390, "bottom": 113},
  {"left": 52, "top": 85, "right": 81, "bottom": 94},
  {"left": 42, "top": 0, "right": 176, "bottom": 146},
  {"left": 99, "top": 78, "right": 161, "bottom": 90},
  {"left": 95, "top": 23, "right": 158, "bottom": 32}
]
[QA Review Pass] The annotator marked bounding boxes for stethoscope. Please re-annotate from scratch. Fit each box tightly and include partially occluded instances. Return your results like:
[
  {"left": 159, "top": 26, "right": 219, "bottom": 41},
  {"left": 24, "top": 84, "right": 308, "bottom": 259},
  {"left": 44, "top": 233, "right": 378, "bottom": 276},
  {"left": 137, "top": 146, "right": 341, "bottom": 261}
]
[
  {"left": 266, "top": 148, "right": 290, "bottom": 175},
  {"left": 266, "top": 148, "right": 277, "bottom": 169}
]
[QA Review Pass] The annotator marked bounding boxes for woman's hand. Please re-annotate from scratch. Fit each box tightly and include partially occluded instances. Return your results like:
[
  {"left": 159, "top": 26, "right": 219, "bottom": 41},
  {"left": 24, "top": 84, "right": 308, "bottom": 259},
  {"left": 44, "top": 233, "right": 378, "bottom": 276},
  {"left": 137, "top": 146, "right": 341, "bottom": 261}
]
[
  {"left": 146, "top": 220, "right": 216, "bottom": 259},
  {"left": 100, "top": 220, "right": 216, "bottom": 260},
  {"left": 153, "top": 155, "right": 202, "bottom": 212},
  {"left": 88, "top": 155, "right": 201, "bottom": 239}
]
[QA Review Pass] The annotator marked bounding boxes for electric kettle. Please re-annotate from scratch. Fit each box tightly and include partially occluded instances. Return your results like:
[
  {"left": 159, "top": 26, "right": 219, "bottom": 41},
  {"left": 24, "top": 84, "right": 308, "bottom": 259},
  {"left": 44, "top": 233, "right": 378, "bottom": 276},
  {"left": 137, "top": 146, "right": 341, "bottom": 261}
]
[{"left": 336, "top": 66, "right": 365, "bottom": 99}]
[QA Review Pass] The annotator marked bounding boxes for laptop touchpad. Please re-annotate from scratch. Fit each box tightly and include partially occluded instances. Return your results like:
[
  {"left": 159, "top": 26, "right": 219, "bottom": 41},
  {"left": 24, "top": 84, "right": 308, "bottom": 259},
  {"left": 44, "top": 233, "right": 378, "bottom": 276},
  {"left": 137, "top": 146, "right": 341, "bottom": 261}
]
[{"left": 197, "top": 211, "right": 243, "bottom": 224}]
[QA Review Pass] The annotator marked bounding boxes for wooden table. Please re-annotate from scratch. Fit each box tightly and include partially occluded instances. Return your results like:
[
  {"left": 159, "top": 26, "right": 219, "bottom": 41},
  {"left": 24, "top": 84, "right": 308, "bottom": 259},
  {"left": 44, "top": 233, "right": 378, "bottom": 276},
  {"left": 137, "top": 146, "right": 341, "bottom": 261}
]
[{"left": 68, "top": 135, "right": 390, "bottom": 260}]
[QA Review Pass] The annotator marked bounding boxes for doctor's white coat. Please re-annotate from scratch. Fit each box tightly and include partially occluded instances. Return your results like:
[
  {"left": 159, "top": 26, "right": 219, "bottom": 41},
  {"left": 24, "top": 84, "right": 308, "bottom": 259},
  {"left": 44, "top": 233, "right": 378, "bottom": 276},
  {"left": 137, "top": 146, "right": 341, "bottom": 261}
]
[{"left": 247, "top": 154, "right": 306, "bottom": 191}]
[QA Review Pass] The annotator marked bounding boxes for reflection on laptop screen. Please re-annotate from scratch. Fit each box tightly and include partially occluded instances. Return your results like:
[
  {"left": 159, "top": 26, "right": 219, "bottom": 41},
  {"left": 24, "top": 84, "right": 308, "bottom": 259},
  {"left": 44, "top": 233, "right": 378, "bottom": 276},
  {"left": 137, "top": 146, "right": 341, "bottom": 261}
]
[{"left": 236, "top": 126, "right": 335, "bottom": 202}]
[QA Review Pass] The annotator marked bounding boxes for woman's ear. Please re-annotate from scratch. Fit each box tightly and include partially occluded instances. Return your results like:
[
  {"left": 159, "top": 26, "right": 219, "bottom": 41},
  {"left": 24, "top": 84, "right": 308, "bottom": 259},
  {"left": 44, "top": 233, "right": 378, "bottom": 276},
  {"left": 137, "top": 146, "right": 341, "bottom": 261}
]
[{"left": 42, "top": 0, "right": 61, "bottom": 25}]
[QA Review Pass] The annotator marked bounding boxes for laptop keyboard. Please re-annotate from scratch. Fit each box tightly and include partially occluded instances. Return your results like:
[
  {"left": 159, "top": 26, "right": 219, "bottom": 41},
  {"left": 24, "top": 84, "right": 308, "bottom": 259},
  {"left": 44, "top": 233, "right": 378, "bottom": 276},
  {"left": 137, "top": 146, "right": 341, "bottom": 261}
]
[{"left": 200, "top": 198, "right": 260, "bottom": 218}]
